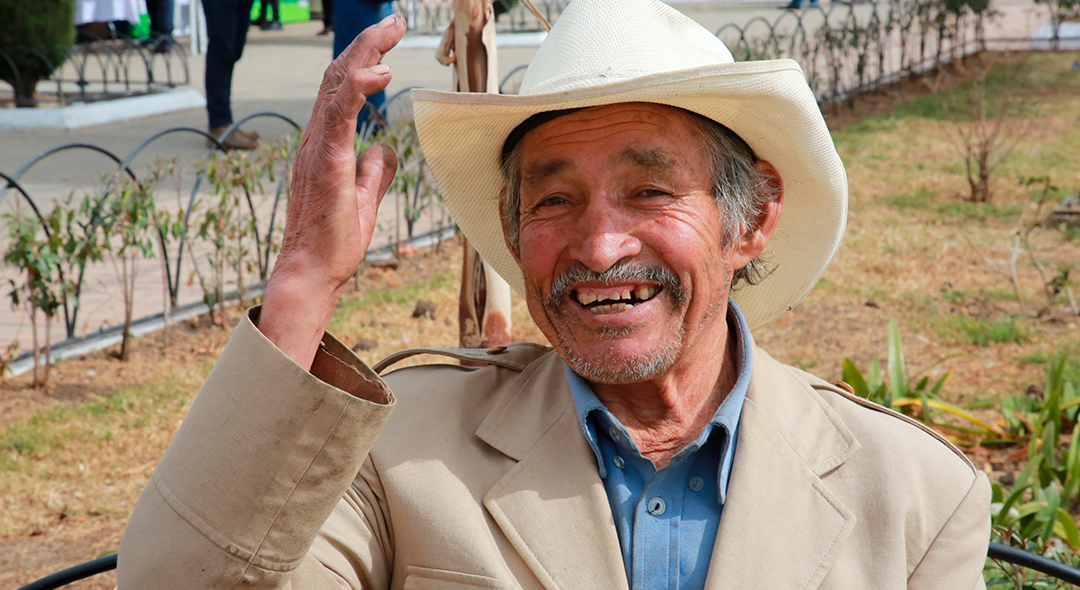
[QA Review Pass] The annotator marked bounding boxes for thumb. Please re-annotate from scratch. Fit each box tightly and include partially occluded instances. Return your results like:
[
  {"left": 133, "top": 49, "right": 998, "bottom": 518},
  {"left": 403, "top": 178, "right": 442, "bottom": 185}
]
[{"left": 355, "top": 142, "right": 398, "bottom": 214}]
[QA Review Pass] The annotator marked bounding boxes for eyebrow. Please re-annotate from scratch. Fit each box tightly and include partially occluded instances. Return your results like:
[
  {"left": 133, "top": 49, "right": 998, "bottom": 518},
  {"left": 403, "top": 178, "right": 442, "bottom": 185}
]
[
  {"left": 614, "top": 146, "right": 676, "bottom": 173},
  {"left": 522, "top": 159, "right": 571, "bottom": 185}
]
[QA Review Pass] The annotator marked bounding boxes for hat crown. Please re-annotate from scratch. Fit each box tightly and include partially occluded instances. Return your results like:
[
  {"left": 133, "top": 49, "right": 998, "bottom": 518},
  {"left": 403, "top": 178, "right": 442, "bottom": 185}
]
[{"left": 519, "top": 0, "right": 735, "bottom": 95}]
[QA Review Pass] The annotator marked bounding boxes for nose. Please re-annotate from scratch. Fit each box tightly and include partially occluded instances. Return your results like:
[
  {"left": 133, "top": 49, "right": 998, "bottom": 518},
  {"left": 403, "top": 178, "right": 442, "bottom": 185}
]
[{"left": 570, "top": 198, "right": 642, "bottom": 273}]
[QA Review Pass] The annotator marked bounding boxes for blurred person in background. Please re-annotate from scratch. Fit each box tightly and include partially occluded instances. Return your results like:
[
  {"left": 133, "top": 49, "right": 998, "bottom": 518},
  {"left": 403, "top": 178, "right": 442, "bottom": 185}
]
[
  {"left": 144, "top": 0, "right": 175, "bottom": 52},
  {"left": 333, "top": 0, "right": 392, "bottom": 127},
  {"left": 203, "top": 0, "right": 260, "bottom": 149},
  {"left": 254, "top": 0, "right": 283, "bottom": 31},
  {"left": 319, "top": 0, "right": 334, "bottom": 35}
]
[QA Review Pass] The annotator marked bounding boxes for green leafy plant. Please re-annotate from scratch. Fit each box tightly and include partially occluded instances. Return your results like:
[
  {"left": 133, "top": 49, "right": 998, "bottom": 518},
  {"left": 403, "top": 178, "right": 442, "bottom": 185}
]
[
  {"left": 189, "top": 152, "right": 255, "bottom": 325},
  {"left": 3, "top": 212, "right": 68, "bottom": 386},
  {"left": 987, "top": 481, "right": 1080, "bottom": 589},
  {"left": 841, "top": 318, "right": 1000, "bottom": 440},
  {"left": 985, "top": 353, "right": 1080, "bottom": 585},
  {"left": 3, "top": 194, "right": 103, "bottom": 385},
  {"left": 187, "top": 140, "right": 293, "bottom": 325},
  {"left": 99, "top": 175, "right": 158, "bottom": 361},
  {"left": 144, "top": 158, "right": 186, "bottom": 348},
  {"left": 1003, "top": 355, "right": 1080, "bottom": 487}
]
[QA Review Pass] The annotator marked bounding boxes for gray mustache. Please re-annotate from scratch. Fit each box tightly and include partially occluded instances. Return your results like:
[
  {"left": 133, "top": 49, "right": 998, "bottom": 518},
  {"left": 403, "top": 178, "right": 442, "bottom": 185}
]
[{"left": 545, "top": 261, "right": 686, "bottom": 310}]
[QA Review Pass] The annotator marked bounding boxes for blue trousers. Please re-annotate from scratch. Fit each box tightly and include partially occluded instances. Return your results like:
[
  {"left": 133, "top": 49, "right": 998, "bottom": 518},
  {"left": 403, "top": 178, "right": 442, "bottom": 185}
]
[
  {"left": 145, "top": 0, "right": 175, "bottom": 42},
  {"left": 203, "top": 0, "right": 256, "bottom": 128},
  {"left": 333, "top": 0, "right": 394, "bottom": 117}
]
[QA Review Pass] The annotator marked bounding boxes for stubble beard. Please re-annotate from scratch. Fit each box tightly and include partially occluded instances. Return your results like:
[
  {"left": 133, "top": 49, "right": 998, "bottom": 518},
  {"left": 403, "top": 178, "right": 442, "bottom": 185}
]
[{"left": 541, "top": 261, "right": 688, "bottom": 384}]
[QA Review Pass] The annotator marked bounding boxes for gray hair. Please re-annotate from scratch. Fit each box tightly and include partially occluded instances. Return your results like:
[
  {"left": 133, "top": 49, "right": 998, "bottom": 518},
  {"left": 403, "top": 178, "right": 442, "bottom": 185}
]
[{"left": 499, "top": 107, "right": 781, "bottom": 287}]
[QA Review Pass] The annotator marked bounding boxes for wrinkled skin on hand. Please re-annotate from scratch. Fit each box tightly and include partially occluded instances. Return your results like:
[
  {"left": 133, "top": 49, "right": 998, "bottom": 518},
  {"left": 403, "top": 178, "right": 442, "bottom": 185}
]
[{"left": 259, "top": 15, "right": 408, "bottom": 369}]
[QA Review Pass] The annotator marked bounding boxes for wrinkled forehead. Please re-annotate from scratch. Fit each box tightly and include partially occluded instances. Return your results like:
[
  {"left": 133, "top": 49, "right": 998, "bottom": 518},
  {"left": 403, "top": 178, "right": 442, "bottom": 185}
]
[{"left": 500, "top": 103, "right": 706, "bottom": 165}]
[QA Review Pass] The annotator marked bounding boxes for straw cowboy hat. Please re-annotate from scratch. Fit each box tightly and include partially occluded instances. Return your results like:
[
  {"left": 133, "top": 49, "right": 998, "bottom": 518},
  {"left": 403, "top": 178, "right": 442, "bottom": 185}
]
[{"left": 410, "top": 0, "right": 847, "bottom": 330}]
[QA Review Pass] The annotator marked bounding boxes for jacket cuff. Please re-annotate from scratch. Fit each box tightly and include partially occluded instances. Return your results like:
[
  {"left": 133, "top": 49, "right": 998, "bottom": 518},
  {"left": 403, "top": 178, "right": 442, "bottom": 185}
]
[{"left": 148, "top": 308, "right": 395, "bottom": 571}]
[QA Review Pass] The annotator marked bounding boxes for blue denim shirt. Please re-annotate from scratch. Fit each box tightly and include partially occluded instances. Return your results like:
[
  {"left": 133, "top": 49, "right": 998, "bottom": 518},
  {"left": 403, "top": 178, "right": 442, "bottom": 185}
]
[{"left": 566, "top": 301, "right": 753, "bottom": 590}]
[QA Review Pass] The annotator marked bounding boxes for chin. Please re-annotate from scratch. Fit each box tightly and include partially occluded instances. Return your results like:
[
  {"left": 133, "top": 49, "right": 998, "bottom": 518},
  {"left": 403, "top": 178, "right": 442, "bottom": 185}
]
[{"left": 559, "top": 338, "right": 681, "bottom": 384}]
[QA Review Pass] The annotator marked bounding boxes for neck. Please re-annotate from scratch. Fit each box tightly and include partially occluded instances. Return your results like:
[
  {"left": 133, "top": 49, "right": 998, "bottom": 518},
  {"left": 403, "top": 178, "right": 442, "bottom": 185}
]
[{"left": 589, "top": 316, "right": 739, "bottom": 469}]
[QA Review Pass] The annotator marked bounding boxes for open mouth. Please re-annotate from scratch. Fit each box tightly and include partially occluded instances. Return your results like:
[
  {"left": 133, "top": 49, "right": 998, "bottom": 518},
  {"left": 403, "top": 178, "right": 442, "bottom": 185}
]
[{"left": 574, "top": 285, "right": 661, "bottom": 314}]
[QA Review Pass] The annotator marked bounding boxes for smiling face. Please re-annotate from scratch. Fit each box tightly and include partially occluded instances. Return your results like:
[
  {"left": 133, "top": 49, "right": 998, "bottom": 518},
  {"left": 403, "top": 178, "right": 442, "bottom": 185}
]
[{"left": 506, "top": 103, "right": 766, "bottom": 384}]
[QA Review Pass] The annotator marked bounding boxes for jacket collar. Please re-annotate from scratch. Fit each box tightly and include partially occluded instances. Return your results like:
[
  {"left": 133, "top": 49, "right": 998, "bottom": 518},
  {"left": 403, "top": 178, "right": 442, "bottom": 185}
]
[
  {"left": 476, "top": 342, "right": 861, "bottom": 590},
  {"left": 479, "top": 351, "right": 630, "bottom": 590}
]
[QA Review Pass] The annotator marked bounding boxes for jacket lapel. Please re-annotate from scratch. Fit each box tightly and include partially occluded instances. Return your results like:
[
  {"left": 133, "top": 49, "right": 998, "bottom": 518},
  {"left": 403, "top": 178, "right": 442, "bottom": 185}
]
[
  {"left": 705, "top": 347, "right": 860, "bottom": 590},
  {"left": 474, "top": 344, "right": 861, "bottom": 590},
  {"left": 478, "top": 352, "right": 629, "bottom": 590}
]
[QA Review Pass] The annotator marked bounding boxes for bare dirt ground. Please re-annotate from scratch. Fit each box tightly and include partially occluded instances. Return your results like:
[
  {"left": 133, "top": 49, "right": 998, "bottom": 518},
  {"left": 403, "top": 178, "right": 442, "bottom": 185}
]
[{"left": 2, "top": 50, "right": 1079, "bottom": 587}]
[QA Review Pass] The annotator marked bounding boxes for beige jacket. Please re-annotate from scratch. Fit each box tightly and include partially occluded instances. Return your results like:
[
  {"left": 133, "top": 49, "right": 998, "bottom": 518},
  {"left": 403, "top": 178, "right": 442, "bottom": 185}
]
[{"left": 118, "top": 311, "right": 990, "bottom": 589}]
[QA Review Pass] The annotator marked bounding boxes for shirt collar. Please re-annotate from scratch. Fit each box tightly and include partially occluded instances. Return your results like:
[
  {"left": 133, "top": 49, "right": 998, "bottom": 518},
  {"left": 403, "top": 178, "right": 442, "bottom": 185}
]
[{"left": 565, "top": 300, "right": 754, "bottom": 504}]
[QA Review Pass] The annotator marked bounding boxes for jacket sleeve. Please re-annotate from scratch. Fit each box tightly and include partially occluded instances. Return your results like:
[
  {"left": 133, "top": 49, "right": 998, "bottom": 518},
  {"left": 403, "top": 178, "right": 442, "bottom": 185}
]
[
  {"left": 907, "top": 471, "right": 992, "bottom": 590},
  {"left": 117, "top": 309, "right": 396, "bottom": 589}
]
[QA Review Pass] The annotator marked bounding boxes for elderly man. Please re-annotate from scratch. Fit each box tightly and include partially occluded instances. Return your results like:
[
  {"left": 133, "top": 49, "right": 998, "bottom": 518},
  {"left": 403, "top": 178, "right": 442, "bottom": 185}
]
[{"left": 118, "top": 0, "right": 991, "bottom": 588}]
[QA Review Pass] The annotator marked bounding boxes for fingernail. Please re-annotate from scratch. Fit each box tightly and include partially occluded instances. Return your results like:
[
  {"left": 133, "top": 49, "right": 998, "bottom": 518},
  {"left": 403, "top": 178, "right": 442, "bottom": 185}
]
[
  {"left": 372, "top": 64, "right": 391, "bottom": 75},
  {"left": 379, "top": 14, "right": 396, "bottom": 27}
]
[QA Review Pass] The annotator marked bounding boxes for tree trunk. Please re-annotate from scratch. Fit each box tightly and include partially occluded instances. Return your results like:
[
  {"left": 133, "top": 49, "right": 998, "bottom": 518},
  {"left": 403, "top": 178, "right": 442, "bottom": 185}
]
[
  {"left": 120, "top": 255, "right": 133, "bottom": 361},
  {"left": 43, "top": 313, "right": 52, "bottom": 388},
  {"left": 12, "top": 75, "right": 40, "bottom": 108},
  {"left": 452, "top": 0, "right": 512, "bottom": 349},
  {"left": 29, "top": 304, "right": 41, "bottom": 388},
  {"left": 159, "top": 243, "right": 171, "bottom": 349}
]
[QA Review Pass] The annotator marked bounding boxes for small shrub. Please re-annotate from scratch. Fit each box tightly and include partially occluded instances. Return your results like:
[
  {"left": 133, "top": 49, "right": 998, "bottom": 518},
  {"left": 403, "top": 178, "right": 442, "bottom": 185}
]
[
  {"left": 99, "top": 176, "right": 157, "bottom": 361},
  {"left": 0, "top": 0, "right": 76, "bottom": 105},
  {"left": 3, "top": 211, "right": 70, "bottom": 387}
]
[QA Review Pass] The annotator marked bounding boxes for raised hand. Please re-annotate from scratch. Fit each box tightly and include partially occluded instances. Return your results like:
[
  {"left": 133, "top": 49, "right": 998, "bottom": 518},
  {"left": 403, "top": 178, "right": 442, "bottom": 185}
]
[{"left": 259, "top": 15, "right": 408, "bottom": 369}]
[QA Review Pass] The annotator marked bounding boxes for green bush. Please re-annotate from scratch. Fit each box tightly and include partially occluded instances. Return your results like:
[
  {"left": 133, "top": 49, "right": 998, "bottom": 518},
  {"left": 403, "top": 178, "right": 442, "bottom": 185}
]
[{"left": 0, "top": 0, "right": 76, "bottom": 105}]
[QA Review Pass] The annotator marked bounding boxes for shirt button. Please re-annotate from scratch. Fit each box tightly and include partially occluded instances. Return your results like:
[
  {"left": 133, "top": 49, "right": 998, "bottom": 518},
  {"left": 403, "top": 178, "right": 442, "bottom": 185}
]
[
  {"left": 647, "top": 497, "right": 666, "bottom": 516},
  {"left": 607, "top": 426, "right": 621, "bottom": 443},
  {"left": 689, "top": 477, "right": 704, "bottom": 492},
  {"left": 613, "top": 455, "right": 626, "bottom": 469}
]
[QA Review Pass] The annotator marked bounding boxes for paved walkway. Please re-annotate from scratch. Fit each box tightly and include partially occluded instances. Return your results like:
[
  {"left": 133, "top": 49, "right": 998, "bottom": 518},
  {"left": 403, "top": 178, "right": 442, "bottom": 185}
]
[{"left": 0, "top": 0, "right": 1050, "bottom": 359}]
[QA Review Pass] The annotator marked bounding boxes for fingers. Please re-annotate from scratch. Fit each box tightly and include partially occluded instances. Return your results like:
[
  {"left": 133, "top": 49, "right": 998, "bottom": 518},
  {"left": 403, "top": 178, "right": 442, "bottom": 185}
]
[
  {"left": 340, "top": 14, "right": 408, "bottom": 72},
  {"left": 311, "top": 15, "right": 407, "bottom": 133},
  {"left": 320, "top": 64, "right": 394, "bottom": 157},
  {"left": 355, "top": 142, "right": 398, "bottom": 217}
]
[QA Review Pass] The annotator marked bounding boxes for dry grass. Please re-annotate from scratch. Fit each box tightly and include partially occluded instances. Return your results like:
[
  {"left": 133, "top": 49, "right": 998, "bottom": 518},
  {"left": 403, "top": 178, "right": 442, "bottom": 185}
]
[{"left": 1, "top": 50, "right": 1079, "bottom": 586}]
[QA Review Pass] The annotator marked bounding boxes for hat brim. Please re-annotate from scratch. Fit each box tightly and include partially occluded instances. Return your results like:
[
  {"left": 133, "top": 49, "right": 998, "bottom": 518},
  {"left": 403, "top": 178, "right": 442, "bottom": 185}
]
[{"left": 412, "top": 59, "right": 847, "bottom": 331}]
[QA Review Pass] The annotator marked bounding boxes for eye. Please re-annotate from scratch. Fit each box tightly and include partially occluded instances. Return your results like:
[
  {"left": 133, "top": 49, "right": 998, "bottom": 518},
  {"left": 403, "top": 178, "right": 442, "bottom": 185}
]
[
  {"left": 535, "top": 195, "right": 569, "bottom": 208},
  {"left": 635, "top": 188, "right": 673, "bottom": 200}
]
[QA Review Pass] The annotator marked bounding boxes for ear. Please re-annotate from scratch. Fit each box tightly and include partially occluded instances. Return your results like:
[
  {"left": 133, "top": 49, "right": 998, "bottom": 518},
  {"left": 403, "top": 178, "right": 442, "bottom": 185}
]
[{"left": 730, "top": 160, "right": 783, "bottom": 269}]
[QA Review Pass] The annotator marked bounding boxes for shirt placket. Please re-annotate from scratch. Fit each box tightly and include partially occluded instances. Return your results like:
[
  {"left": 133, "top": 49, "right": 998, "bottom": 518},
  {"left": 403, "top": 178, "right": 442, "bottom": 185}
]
[{"left": 631, "top": 455, "right": 691, "bottom": 590}]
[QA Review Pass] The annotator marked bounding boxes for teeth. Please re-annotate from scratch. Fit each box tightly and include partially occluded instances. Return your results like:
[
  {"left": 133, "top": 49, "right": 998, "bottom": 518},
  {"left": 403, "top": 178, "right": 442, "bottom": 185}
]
[
  {"left": 589, "top": 302, "right": 632, "bottom": 314},
  {"left": 577, "top": 286, "right": 659, "bottom": 308}
]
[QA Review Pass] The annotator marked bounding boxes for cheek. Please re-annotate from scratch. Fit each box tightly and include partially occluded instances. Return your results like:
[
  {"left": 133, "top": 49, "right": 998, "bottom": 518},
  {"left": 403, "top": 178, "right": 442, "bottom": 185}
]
[
  {"left": 516, "top": 228, "right": 563, "bottom": 286},
  {"left": 646, "top": 215, "right": 726, "bottom": 264}
]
